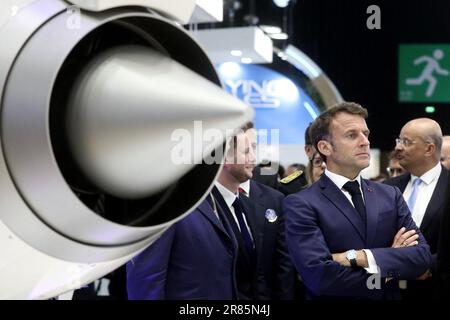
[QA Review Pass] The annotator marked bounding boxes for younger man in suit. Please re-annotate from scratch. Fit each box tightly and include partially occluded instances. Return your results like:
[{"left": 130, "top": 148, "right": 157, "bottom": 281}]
[
  {"left": 126, "top": 194, "right": 238, "bottom": 300},
  {"left": 213, "top": 123, "right": 295, "bottom": 300}
]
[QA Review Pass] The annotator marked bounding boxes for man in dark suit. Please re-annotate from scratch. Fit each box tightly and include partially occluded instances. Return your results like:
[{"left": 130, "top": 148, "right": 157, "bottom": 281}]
[
  {"left": 126, "top": 195, "right": 238, "bottom": 300},
  {"left": 384, "top": 118, "right": 448, "bottom": 299},
  {"left": 239, "top": 177, "right": 295, "bottom": 299},
  {"left": 437, "top": 175, "right": 450, "bottom": 297},
  {"left": 284, "top": 102, "right": 431, "bottom": 299},
  {"left": 213, "top": 123, "right": 295, "bottom": 300}
]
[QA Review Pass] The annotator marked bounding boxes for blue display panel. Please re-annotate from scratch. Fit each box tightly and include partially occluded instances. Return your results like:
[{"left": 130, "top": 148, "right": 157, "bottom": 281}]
[{"left": 217, "top": 62, "right": 320, "bottom": 144}]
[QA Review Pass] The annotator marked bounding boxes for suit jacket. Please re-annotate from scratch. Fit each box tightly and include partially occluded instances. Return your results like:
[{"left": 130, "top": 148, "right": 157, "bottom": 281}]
[
  {"left": 384, "top": 166, "right": 449, "bottom": 268},
  {"left": 284, "top": 174, "right": 432, "bottom": 300},
  {"left": 126, "top": 198, "right": 239, "bottom": 300},
  {"left": 247, "top": 180, "right": 296, "bottom": 299},
  {"left": 387, "top": 165, "right": 450, "bottom": 299},
  {"left": 278, "top": 172, "right": 308, "bottom": 196},
  {"left": 437, "top": 175, "right": 450, "bottom": 297},
  {"left": 212, "top": 182, "right": 295, "bottom": 300}
]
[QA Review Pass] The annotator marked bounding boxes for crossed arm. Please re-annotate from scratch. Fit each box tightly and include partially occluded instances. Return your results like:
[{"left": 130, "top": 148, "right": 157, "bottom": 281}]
[
  {"left": 332, "top": 227, "right": 431, "bottom": 280},
  {"left": 284, "top": 188, "right": 431, "bottom": 298}
]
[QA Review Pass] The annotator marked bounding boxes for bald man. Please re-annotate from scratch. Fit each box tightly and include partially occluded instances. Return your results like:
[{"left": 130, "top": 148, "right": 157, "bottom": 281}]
[
  {"left": 441, "top": 136, "right": 450, "bottom": 169},
  {"left": 385, "top": 118, "right": 449, "bottom": 299}
]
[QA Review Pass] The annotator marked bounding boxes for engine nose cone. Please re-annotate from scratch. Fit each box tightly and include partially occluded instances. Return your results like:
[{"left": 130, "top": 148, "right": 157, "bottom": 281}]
[{"left": 66, "top": 45, "right": 253, "bottom": 199}]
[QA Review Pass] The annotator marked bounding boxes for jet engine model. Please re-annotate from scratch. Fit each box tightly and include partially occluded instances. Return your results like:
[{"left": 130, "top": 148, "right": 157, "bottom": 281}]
[{"left": 0, "top": 0, "right": 252, "bottom": 299}]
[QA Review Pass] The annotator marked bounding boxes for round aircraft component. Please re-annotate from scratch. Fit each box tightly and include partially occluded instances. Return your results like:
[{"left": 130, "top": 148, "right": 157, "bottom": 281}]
[{"left": 0, "top": 0, "right": 252, "bottom": 298}]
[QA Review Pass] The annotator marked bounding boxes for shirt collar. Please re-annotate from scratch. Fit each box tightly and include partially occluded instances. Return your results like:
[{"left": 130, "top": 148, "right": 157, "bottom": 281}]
[
  {"left": 215, "top": 181, "right": 238, "bottom": 209},
  {"left": 325, "top": 169, "right": 362, "bottom": 190},
  {"left": 411, "top": 162, "right": 442, "bottom": 185},
  {"left": 239, "top": 180, "right": 250, "bottom": 197}
]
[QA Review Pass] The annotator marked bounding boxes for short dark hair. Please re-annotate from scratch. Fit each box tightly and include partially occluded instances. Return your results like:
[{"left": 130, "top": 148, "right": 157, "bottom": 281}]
[
  {"left": 288, "top": 163, "right": 303, "bottom": 170},
  {"left": 310, "top": 102, "right": 368, "bottom": 160},
  {"left": 241, "top": 122, "right": 254, "bottom": 131},
  {"left": 232, "top": 122, "right": 254, "bottom": 148},
  {"left": 304, "top": 123, "right": 312, "bottom": 146}
]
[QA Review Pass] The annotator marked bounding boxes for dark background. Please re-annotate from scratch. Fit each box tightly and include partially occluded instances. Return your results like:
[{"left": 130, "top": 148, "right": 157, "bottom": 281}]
[{"left": 218, "top": 0, "right": 450, "bottom": 151}]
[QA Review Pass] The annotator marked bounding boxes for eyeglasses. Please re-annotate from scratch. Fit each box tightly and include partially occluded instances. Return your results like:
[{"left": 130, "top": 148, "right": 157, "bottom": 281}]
[
  {"left": 311, "top": 157, "right": 324, "bottom": 168},
  {"left": 395, "top": 137, "right": 431, "bottom": 147},
  {"left": 386, "top": 167, "right": 404, "bottom": 175},
  {"left": 395, "top": 138, "right": 417, "bottom": 147}
]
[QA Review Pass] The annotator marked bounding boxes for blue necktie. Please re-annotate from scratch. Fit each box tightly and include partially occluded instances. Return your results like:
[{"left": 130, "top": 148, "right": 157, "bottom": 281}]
[
  {"left": 232, "top": 197, "right": 254, "bottom": 255},
  {"left": 343, "top": 180, "right": 367, "bottom": 224},
  {"left": 407, "top": 178, "right": 422, "bottom": 211}
]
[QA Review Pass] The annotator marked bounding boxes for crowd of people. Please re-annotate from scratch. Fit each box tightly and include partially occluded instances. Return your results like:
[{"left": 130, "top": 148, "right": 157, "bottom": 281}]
[{"left": 86, "top": 101, "right": 450, "bottom": 300}]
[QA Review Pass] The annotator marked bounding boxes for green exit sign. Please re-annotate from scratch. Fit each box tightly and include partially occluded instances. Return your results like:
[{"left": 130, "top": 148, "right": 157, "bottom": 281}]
[{"left": 399, "top": 44, "right": 450, "bottom": 102}]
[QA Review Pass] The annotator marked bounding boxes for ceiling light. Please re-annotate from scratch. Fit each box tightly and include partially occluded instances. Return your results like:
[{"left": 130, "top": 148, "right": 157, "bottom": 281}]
[
  {"left": 277, "top": 51, "right": 288, "bottom": 60},
  {"left": 260, "top": 25, "right": 282, "bottom": 34},
  {"left": 192, "top": 26, "right": 273, "bottom": 64},
  {"left": 269, "top": 32, "right": 288, "bottom": 40},
  {"left": 241, "top": 57, "right": 253, "bottom": 64},
  {"left": 273, "top": 0, "right": 290, "bottom": 8}
]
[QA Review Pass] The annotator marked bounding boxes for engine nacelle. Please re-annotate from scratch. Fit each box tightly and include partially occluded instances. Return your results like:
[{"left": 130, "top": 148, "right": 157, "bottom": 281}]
[{"left": 0, "top": 0, "right": 251, "bottom": 299}]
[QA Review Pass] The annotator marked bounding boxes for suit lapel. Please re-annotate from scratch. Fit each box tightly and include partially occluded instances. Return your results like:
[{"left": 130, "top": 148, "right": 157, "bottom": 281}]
[
  {"left": 420, "top": 167, "right": 448, "bottom": 231},
  {"left": 242, "top": 181, "right": 265, "bottom": 254},
  {"left": 319, "top": 175, "right": 366, "bottom": 242},
  {"left": 361, "top": 179, "right": 378, "bottom": 247},
  {"left": 216, "top": 199, "right": 240, "bottom": 256},
  {"left": 197, "top": 197, "right": 231, "bottom": 240},
  {"left": 212, "top": 187, "right": 253, "bottom": 267},
  {"left": 396, "top": 174, "right": 410, "bottom": 192}
]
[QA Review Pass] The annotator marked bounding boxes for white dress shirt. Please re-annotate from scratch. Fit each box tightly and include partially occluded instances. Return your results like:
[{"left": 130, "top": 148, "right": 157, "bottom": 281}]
[
  {"left": 215, "top": 181, "right": 254, "bottom": 242},
  {"left": 403, "top": 162, "right": 441, "bottom": 227},
  {"left": 239, "top": 179, "right": 251, "bottom": 197},
  {"left": 325, "top": 169, "right": 365, "bottom": 204},
  {"left": 324, "top": 169, "right": 378, "bottom": 274}
]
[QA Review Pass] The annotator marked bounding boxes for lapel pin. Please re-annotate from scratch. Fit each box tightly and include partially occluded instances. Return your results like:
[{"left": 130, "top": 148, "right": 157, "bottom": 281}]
[
  {"left": 265, "top": 209, "right": 278, "bottom": 223},
  {"left": 367, "top": 187, "right": 373, "bottom": 192}
]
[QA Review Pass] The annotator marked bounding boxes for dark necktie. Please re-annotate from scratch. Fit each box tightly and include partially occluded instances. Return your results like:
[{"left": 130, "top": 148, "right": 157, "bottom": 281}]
[
  {"left": 232, "top": 197, "right": 255, "bottom": 255},
  {"left": 343, "top": 180, "right": 367, "bottom": 224}
]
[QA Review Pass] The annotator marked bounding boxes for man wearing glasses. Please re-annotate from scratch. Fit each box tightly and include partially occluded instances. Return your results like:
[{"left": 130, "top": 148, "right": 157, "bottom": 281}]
[
  {"left": 306, "top": 152, "right": 326, "bottom": 184},
  {"left": 386, "top": 150, "right": 406, "bottom": 178},
  {"left": 384, "top": 118, "right": 449, "bottom": 299}
]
